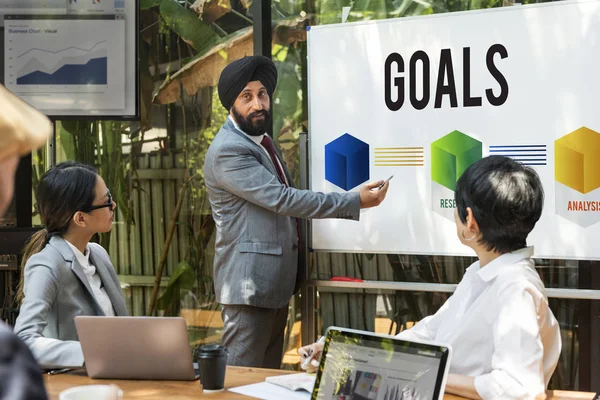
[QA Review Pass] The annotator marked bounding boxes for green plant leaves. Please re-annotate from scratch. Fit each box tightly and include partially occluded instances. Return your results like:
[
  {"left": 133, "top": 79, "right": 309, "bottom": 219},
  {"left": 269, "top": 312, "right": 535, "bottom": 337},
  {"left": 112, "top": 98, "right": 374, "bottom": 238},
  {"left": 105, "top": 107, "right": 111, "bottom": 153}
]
[
  {"left": 140, "top": 0, "right": 163, "bottom": 9},
  {"left": 159, "top": 0, "right": 221, "bottom": 52},
  {"left": 272, "top": 53, "right": 301, "bottom": 139},
  {"left": 152, "top": 26, "right": 253, "bottom": 104},
  {"left": 157, "top": 260, "right": 196, "bottom": 310}
]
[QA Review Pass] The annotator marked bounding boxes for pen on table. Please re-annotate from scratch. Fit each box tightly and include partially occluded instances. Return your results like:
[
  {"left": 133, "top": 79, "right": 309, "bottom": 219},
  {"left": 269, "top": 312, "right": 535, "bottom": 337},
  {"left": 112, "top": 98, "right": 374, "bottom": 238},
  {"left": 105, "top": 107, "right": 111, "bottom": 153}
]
[
  {"left": 48, "top": 368, "right": 73, "bottom": 375},
  {"left": 301, "top": 336, "right": 326, "bottom": 370}
]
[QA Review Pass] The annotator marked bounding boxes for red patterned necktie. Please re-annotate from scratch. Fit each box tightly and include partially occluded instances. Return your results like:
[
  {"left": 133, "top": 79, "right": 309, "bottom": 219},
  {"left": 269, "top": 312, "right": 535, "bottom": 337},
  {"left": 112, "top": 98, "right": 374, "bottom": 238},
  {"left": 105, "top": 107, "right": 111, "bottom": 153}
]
[
  {"left": 260, "top": 134, "right": 301, "bottom": 253},
  {"left": 260, "top": 135, "right": 288, "bottom": 186}
]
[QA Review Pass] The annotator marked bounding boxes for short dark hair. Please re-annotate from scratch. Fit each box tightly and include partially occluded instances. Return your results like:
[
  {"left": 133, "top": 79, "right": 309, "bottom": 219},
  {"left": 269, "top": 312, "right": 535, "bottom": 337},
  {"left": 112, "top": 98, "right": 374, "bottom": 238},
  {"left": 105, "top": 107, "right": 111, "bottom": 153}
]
[{"left": 454, "top": 155, "right": 544, "bottom": 254}]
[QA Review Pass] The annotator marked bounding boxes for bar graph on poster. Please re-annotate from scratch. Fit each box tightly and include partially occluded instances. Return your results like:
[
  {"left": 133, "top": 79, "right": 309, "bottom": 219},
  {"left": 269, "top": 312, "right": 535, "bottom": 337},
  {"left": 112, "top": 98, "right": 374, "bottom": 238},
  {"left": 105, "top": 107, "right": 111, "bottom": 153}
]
[
  {"left": 307, "top": 0, "right": 600, "bottom": 259},
  {"left": 4, "top": 18, "right": 125, "bottom": 111}
]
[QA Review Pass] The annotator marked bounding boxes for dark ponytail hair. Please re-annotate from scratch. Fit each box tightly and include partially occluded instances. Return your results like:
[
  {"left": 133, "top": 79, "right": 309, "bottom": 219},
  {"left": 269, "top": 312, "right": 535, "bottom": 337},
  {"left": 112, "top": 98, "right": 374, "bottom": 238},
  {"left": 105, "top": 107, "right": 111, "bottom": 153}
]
[{"left": 17, "top": 161, "right": 98, "bottom": 302}]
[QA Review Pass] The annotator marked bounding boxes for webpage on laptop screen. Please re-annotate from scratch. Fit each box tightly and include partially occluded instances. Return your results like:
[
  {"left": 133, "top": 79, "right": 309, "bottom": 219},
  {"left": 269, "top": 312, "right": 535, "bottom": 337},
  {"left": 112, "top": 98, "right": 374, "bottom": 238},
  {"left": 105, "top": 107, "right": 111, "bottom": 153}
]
[{"left": 313, "top": 333, "right": 445, "bottom": 400}]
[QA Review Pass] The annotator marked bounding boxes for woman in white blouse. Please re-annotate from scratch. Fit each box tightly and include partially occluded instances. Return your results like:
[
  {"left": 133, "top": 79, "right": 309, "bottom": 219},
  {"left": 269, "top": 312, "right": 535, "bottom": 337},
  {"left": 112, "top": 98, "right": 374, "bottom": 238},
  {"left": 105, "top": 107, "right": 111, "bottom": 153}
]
[
  {"left": 299, "top": 155, "right": 561, "bottom": 399},
  {"left": 14, "top": 161, "right": 128, "bottom": 367}
]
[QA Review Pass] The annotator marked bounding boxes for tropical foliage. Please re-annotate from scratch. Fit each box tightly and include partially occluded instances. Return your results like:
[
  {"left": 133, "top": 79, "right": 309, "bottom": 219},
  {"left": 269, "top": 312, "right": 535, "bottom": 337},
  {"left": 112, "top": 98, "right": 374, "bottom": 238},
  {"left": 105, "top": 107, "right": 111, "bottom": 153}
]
[{"left": 50, "top": 0, "right": 577, "bottom": 381}]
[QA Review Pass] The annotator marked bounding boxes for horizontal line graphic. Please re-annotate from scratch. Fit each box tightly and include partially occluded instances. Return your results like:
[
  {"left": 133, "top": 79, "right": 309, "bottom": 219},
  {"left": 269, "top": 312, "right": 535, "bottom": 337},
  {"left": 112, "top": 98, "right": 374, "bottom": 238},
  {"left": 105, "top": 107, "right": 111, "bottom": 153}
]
[
  {"left": 374, "top": 147, "right": 424, "bottom": 150},
  {"left": 522, "top": 163, "right": 547, "bottom": 166},
  {"left": 489, "top": 145, "right": 546, "bottom": 148},
  {"left": 508, "top": 156, "right": 547, "bottom": 159},
  {"left": 490, "top": 153, "right": 547, "bottom": 157},
  {"left": 374, "top": 163, "right": 424, "bottom": 166},
  {"left": 374, "top": 151, "right": 424, "bottom": 155},
  {"left": 374, "top": 156, "right": 424, "bottom": 159},
  {"left": 507, "top": 158, "right": 547, "bottom": 162},
  {"left": 489, "top": 149, "right": 546, "bottom": 153}
]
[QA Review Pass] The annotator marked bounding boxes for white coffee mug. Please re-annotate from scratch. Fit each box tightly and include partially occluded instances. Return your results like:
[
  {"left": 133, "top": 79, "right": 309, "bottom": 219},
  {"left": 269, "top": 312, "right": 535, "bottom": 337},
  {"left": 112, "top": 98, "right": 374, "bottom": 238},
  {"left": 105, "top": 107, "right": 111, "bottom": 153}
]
[{"left": 59, "top": 384, "right": 123, "bottom": 400}]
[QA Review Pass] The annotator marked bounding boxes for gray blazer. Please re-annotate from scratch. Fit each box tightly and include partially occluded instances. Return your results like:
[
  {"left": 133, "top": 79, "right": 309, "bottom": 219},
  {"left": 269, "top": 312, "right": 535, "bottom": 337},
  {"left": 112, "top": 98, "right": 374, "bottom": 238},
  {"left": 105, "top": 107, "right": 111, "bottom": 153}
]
[
  {"left": 204, "top": 119, "right": 361, "bottom": 309},
  {"left": 14, "top": 236, "right": 128, "bottom": 367}
]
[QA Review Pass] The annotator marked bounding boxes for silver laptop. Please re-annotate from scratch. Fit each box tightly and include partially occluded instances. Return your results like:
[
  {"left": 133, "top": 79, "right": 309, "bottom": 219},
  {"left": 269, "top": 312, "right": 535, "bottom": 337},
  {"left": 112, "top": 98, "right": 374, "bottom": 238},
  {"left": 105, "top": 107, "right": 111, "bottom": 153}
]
[
  {"left": 312, "top": 327, "right": 452, "bottom": 400},
  {"left": 75, "top": 316, "right": 197, "bottom": 380}
]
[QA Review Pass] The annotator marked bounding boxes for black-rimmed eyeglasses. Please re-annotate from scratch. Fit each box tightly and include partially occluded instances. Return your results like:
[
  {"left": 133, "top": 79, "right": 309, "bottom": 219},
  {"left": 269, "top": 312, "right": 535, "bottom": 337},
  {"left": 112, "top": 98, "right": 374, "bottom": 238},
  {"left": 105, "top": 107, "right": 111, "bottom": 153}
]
[{"left": 84, "top": 190, "right": 113, "bottom": 213}]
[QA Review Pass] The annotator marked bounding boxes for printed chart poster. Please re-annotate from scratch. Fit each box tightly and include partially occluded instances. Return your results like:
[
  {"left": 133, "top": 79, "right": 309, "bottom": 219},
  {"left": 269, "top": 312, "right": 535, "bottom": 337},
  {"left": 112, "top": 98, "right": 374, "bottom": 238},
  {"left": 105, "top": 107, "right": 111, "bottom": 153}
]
[
  {"left": 308, "top": 0, "right": 600, "bottom": 259},
  {"left": 4, "top": 18, "right": 126, "bottom": 115}
]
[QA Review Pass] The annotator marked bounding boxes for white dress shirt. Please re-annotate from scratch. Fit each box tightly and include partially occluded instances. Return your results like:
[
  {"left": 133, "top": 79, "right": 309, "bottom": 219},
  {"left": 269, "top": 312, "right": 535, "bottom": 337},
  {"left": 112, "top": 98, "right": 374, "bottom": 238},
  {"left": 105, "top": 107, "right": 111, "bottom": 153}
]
[
  {"left": 229, "top": 115, "right": 289, "bottom": 186},
  {"left": 396, "top": 247, "right": 561, "bottom": 399},
  {"left": 65, "top": 241, "right": 115, "bottom": 317}
]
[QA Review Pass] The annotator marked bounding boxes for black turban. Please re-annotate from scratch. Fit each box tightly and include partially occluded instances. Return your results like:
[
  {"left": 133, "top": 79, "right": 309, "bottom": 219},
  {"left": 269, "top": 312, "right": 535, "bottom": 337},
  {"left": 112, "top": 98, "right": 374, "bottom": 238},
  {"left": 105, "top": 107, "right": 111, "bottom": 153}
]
[{"left": 217, "top": 55, "right": 278, "bottom": 111}]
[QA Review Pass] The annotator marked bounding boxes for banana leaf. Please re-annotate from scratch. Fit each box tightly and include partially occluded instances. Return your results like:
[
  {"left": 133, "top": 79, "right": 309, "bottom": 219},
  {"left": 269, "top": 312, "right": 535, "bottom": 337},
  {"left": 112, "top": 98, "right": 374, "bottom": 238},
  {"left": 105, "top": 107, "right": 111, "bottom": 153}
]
[
  {"left": 140, "top": 0, "right": 163, "bottom": 9},
  {"left": 190, "top": 0, "right": 233, "bottom": 24},
  {"left": 153, "top": 26, "right": 253, "bottom": 104},
  {"left": 159, "top": 0, "right": 221, "bottom": 52}
]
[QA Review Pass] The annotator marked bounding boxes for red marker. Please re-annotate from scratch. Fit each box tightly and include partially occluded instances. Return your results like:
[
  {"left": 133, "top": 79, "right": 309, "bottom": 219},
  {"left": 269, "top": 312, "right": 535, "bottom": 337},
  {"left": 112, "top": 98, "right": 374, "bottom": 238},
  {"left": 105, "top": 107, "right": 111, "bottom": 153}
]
[{"left": 330, "top": 276, "right": 364, "bottom": 282}]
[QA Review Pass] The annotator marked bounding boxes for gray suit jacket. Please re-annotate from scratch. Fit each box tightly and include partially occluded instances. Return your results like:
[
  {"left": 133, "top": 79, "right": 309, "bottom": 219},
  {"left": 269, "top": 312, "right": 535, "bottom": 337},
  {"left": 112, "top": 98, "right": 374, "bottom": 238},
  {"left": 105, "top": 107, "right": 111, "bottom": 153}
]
[
  {"left": 204, "top": 119, "right": 361, "bottom": 309},
  {"left": 14, "top": 236, "right": 128, "bottom": 367}
]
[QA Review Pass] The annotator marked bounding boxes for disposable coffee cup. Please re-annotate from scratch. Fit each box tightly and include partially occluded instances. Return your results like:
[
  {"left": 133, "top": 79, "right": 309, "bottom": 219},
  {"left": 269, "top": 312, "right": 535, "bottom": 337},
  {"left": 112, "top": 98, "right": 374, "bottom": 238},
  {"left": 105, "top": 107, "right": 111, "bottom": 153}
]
[{"left": 197, "top": 344, "right": 228, "bottom": 392}]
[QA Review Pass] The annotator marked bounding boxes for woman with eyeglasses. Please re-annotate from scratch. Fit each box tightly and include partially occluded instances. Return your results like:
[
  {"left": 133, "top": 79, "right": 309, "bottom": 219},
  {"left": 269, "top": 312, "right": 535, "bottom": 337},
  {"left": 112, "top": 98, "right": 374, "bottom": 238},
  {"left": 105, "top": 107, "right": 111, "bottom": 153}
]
[{"left": 14, "top": 161, "right": 128, "bottom": 368}]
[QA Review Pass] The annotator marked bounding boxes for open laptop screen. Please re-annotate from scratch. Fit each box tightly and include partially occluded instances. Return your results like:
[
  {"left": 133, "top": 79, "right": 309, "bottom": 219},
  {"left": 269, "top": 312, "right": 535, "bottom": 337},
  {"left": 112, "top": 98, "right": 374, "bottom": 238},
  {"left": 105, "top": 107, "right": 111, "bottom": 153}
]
[{"left": 312, "top": 327, "right": 451, "bottom": 400}]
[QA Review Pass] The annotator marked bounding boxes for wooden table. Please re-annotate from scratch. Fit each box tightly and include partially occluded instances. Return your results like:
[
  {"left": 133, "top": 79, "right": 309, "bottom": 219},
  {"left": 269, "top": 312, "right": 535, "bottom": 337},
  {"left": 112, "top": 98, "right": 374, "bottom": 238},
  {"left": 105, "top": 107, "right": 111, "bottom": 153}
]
[{"left": 45, "top": 366, "right": 596, "bottom": 400}]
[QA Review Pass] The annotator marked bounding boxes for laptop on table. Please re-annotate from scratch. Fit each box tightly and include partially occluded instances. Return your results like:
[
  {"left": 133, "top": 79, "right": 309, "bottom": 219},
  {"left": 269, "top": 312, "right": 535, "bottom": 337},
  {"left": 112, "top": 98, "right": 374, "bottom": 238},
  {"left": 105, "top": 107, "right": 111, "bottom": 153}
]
[
  {"left": 311, "top": 327, "right": 452, "bottom": 400},
  {"left": 75, "top": 316, "right": 198, "bottom": 381}
]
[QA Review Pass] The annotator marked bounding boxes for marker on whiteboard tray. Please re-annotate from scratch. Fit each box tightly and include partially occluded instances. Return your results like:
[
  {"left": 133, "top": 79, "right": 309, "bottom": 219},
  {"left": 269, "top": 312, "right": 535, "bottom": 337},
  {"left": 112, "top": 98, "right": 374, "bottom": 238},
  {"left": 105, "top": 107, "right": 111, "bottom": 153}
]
[{"left": 330, "top": 276, "right": 364, "bottom": 282}]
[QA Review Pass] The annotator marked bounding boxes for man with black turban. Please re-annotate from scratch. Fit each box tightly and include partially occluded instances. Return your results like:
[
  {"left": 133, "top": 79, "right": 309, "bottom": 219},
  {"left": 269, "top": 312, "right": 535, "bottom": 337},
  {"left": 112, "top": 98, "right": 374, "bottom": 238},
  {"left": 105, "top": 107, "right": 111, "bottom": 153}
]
[{"left": 204, "top": 56, "right": 390, "bottom": 368}]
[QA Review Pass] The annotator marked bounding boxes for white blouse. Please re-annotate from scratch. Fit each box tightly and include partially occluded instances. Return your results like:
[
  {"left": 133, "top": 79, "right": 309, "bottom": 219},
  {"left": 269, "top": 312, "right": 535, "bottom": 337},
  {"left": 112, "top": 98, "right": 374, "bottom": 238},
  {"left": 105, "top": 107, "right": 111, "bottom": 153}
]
[
  {"left": 65, "top": 240, "right": 115, "bottom": 317},
  {"left": 396, "top": 247, "right": 561, "bottom": 399}
]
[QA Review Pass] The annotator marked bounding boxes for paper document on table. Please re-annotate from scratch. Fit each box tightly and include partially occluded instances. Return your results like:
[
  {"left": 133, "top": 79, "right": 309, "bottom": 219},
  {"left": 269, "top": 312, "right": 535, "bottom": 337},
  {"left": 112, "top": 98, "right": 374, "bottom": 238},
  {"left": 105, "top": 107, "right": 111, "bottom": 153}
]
[
  {"left": 229, "top": 382, "right": 312, "bottom": 400},
  {"left": 265, "top": 373, "right": 316, "bottom": 392}
]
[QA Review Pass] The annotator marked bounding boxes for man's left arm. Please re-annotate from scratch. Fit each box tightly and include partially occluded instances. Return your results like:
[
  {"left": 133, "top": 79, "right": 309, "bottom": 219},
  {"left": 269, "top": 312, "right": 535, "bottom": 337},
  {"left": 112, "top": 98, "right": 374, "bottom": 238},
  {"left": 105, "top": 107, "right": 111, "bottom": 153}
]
[{"left": 212, "top": 140, "right": 362, "bottom": 220}]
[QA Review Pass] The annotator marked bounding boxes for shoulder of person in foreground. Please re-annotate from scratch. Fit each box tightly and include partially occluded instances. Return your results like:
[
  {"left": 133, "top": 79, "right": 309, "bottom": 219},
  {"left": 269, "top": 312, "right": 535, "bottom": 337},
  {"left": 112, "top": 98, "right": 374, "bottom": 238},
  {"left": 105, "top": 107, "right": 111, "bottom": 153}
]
[
  {"left": 0, "top": 84, "right": 52, "bottom": 162},
  {"left": 0, "top": 322, "right": 48, "bottom": 400}
]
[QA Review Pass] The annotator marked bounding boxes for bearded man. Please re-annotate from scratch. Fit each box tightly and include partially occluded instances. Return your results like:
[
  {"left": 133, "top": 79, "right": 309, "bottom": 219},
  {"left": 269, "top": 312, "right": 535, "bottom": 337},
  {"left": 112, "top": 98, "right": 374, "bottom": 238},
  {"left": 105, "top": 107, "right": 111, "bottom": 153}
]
[{"left": 204, "top": 56, "right": 389, "bottom": 368}]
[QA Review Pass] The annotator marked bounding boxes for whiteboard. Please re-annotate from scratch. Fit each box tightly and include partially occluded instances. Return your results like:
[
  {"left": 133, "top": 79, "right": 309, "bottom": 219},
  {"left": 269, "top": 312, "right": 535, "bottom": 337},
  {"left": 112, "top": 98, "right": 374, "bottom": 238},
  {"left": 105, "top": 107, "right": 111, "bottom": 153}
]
[{"left": 307, "top": 0, "right": 600, "bottom": 259}]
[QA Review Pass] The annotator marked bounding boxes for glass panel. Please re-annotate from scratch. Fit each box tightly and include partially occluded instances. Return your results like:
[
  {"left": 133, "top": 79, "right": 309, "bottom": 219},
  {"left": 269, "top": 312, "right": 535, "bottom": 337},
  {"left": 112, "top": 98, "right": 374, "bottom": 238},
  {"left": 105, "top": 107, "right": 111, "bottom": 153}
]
[
  {"left": 268, "top": 0, "right": 599, "bottom": 390},
  {"left": 315, "top": 291, "right": 592, "bottom": 391},
  {"left": 47, "top": 104, "right": 226, "bottom": 354},
  {"left": 312, "top": 253, "right": 597, "bottom": 290},
  {"left": 25, "top": 2, "right": 257, "bottom": 360}
]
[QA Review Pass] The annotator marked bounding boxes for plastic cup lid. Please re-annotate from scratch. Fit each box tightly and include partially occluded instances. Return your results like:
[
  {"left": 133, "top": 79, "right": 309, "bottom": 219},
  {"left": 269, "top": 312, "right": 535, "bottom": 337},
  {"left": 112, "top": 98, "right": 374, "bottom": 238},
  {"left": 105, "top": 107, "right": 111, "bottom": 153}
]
[{"left": 198, "top": 344, "right": 228, "bottom": 357}]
